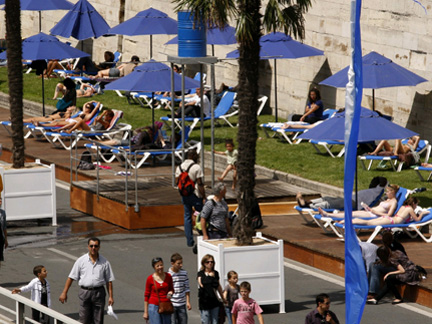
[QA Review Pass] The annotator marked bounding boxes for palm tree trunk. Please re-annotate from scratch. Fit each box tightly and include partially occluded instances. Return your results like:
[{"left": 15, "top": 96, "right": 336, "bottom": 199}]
[
  {"left": 5, "top": 0, "right": 25, "bottom": 168},
  {"left": 234, "top": 0, "right": 262, "bottom": 245}
]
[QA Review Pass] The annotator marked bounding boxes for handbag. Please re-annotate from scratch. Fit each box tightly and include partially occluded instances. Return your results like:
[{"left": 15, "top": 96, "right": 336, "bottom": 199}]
[{"left": 153, "top": 277, "right": 174, "bottom": 315}]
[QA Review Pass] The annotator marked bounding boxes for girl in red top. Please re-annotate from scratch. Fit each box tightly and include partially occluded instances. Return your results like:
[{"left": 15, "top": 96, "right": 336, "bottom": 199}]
[{"left": 144, "top": 257, "right": 174, "bottom": 324}]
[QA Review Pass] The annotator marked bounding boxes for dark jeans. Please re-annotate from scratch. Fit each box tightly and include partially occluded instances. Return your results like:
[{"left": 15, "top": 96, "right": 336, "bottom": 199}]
[
  {"left": 32, "top": 308, "right": 50, "bottom": 324},
  {"left": 171, "top": 305, "right": 188, "bottom": 324},
  {"left": 368, "top": 263, "right": 396, "bottom": 294},
  {"left": 375, "top": 274, "right": 403, "bottom": 301},
  {"left": 176, "top": 105, "right": 201, "bottom": 117},
  {"left": 181, "top": 194, "right": 203, "bottom": 247}
]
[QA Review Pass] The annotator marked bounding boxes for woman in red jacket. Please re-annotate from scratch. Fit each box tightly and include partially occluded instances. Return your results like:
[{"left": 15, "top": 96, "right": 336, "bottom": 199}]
[{"left": 144, "top": 257, "right": 174, "bottom": 324}]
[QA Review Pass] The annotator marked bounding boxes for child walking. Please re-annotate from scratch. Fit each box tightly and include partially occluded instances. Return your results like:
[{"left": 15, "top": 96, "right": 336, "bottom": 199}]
[
  {"left": 232, "top": 281, "right": 264, "bottom": 324},
  {"left": 215, "top": 139, "right": 238, "bottom": 190},
  {"left": 168, "top": 253, "right": 191, "bottom": 324},
  {"left": 223, "top": 270, "right": 239, "bottom": 324},
  {"left": 12, "top": 265, "right": 51, "bottom": 324}
]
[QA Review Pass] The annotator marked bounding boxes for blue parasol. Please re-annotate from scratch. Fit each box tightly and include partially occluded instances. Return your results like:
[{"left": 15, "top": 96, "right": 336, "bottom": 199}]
[
  {"left": 297, "top": 107, "right": 418, "bottom": 142},
  {"left": 107, "top": 7, "right": 177, "bottom": 58},
  {"left": 226, "top": 32, "right": 324, "bottom": 121},
  {"left": 50, "top": 0, "right": 110, "bottom": 40},
  {"left": 319, "top": 51, "right": 428, "bottom": 111}
]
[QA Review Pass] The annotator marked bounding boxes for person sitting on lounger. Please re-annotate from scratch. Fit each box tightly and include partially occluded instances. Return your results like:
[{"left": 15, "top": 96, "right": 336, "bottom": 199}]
[
  {"left": 53, "top": 82, "right": 96, "bottom": 99},
  {"left": 369, "top": 136, "right": 420, "bottom": 156},
  {"left": 318, "top": 184, "right": 399, "bottom": 219},
  {"left": 95, "top": 51, "right": 115, "bottom": 70},
  {"left": 93, "top": 55, "right": 139, "bottom": 78},
  {"left": 291, "top": 88, "right": 324, "bottom": 124},
  {"left": 168, "top": 87, "right": 210, "bottom": 118},
  {"left": 349, "top": 197, "right": 429, "bottom": 226}
]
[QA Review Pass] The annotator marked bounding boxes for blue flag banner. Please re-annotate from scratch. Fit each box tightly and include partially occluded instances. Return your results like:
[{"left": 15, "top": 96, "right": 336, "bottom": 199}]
[{"left": 344, "top": 1, "right": 368, "bottom": 324}]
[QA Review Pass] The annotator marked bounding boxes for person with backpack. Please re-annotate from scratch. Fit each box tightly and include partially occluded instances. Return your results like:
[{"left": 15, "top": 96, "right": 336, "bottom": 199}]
[
  {"left": 200, "top": 182, "right": 232, "bottom": 240},
  {"left": 175, "top": 149, "right": 205, "bottom": 249}
]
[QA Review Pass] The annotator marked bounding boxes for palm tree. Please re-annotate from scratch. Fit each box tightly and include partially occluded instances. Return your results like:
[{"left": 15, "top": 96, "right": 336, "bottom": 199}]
[
  {"left": 173, "top": 0, "right": 312, "bottom": 245},
  {"left": 5, "top": 0, "right": 25, "bottom": 168}
]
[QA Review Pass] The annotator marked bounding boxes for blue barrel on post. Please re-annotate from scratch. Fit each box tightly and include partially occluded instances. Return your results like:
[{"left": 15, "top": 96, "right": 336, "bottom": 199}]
[{"left": 177, "top": 11, "right": 206, "bottom": 57}]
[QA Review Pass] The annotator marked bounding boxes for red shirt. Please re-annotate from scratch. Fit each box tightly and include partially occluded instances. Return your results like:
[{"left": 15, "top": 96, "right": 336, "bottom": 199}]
[{"left": 144, "top": 273, "right": 174, "bottom": 305}]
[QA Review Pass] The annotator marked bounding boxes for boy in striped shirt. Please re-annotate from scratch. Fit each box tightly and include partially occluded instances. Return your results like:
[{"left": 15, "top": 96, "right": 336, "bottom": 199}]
[{"left": 169, "top": 253, "right": 191, "bottom": 324}]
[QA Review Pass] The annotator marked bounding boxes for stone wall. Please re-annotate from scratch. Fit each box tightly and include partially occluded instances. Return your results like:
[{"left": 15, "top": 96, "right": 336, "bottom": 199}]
[{"left": 0, "top": 0, "right": 431, "bottom": 136}]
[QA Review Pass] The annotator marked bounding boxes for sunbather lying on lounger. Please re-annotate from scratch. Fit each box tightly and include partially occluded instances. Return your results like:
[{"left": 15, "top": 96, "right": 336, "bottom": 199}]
[
  {"left": 53, "top": 82, "right": 96, "bottom": 99},
  {"left": 368, "top": 136, "right": 420, "bottom": 155},
  {"left": 318, "top": 184, "right": 399, "bottom": 219},
  {"left": 348, "top": 197, "right": 429, "bottom": 225},
  {"left": 55, "top": 109, "right": 114, "bottom": 134},
  {"left": 24, "top": 106, "right": 79, "bottom": 124},
  {"left": 297, "top": 176, "right": 388, "bottom": 210},
  {"left": 35, "top": 101, "right": 100, "bottom": 128},
  {"left": 281, "top": 120, "right": 323, "bottom": 130},
  {"left": 95, "top": 121, "right": 163, "bottom": 151}
]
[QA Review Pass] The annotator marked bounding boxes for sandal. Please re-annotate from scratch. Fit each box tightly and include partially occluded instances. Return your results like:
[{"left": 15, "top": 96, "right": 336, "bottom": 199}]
[
  {"left": 366, "top": 299, "right": 378, "bottom": 305},
  {"left": 392, "top": 299, "right": 403, "bottom": 305}
]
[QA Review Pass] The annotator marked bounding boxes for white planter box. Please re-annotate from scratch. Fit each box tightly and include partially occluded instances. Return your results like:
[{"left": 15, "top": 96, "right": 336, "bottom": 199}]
[
  {"left": 0, "top": 161, "right": 57, "bottom": 225},
  {"left": 197, "top": 232, "right": 285, "bottom": 313}
]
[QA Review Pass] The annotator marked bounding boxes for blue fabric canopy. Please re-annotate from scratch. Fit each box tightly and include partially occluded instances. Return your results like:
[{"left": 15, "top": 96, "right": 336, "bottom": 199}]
[
  {"left": 20, "top": 0, "right": 73, "bottom": 10},
  {"left": 320, "top": 51, "right": 427, "bottom": 89},
  {"left": 226, "top": 32, "right": 324, "bottom": 121},
  {"left": 50, "top": 0, "right": 110, "bottom": 40},
  {"left": 226, "top": 32, "right": 323, "bottom": 59},
  {"left": 104, "top": 60, "right": 200, "bottom": 92},
  {"left": 0, "top": 32, "right": 89, "bottom": 61},
  {"left": 108, "top": 8, "right": 177, "bottom": 36},
  {"left": 297, "top": 107, "right": 418, "bottom": 142}
]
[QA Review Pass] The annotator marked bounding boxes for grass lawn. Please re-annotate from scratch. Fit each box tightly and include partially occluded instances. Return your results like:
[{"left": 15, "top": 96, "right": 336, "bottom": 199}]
[{"left": 1, "top": 67, "right": 431, "bottom": 206}]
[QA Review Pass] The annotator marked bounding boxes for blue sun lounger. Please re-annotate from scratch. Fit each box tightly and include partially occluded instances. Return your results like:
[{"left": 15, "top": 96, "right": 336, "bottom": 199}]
[{"left": 333, "top": 209, "right": 432, "bottom": 243}]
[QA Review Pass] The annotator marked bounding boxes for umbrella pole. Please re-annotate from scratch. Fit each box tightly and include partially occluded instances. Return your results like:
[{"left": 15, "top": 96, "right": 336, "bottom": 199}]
[
  {"left": 42, "top": 75, "right": 45, "bottom": 116},
  {"left": 170, "top": 63, "right": 176, "bottom": 187},
  {"left": 274, "top": 59, "right": 278, "bottom": 122},
  {"left": 150, "top": 35, "right": 153, "bottom": 59},
  {"left": 39, "top": 11, "right": 42, "bottom": 33},
  {"left": 211, "top": 44, "right": 214, "bottom": 57},
  {"left": 372, "top": 89, "right": 375, "bottom": 111},
  {"left": 199, "top": 65, "right": 205, "bottom": 182},
  {"left": 211, "top": 63, "right": 216, "bottom": 188}
]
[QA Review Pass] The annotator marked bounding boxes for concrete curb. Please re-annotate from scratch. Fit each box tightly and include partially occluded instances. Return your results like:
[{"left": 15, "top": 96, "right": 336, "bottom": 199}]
[{"left": 0, "top": 91, "right": 56, "bottom": 117}]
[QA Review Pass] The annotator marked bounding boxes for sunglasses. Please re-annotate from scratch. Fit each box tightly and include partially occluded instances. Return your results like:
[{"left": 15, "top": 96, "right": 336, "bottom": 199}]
[
  {"left": 89, "top": 245, "right": 99, "bottom": 248},
  {"left": 205, "top": 260, "right": 214, "bottom": 264}
]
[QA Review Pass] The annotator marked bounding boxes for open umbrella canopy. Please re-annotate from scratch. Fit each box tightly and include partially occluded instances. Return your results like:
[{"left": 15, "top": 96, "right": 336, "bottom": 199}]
[
  {"left": 226, "top": 32, "right": 324, "bottom": 122},
  {"left": 320, "top": 51, "right": 428, "bottom": 89},
  {"left": 108, "top": 7, "right": 177, "bottom": 36},
  {"left": 104, "top": 60, "right": 200, "bottom": 92},
  {"left": 19, "top": 0, "right": 73, "bottom": 10},
  {"left": 226, "top": 32, "right": 323, "bottom": 59},
  {"left": 50, "top": 0, "right": 110, "bottom": 40},
  {"left": 297, "top": 107, "right": 418, "bottom": 143},
  {"left": 166, "top": 24, "right": 236, "bottom": 45},
  {"left": 0, "top": 32, "right": 89, "bottom": 61}
]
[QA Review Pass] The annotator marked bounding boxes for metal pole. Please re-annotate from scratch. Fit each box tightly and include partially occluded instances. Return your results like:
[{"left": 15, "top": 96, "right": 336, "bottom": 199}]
[
  {"left": 42, "top": 75, "right": 45, "bottom": 116},
  {"left": 171, "top": 63, "right": 176, "bottom": 187},
  {"left": 274, "top": 59, "right": 278, "bottom": 122},
  {"left": 150, "top": 35, "right": 153, "bottom": 59},
  {"left": 39, "top": 11, "right": 42, "bottom": 33},
  {"left": 199, "top": 64, "right": 204, "bottom": 182},
  {"left": 181, "top": 65, "right": 186, "bottom": 161},
  {"left": 210, "top": 63, "right": 215, "bottom": 188},
  {"left": 372, "top": 89, "right": 375, "bottom": 111}
]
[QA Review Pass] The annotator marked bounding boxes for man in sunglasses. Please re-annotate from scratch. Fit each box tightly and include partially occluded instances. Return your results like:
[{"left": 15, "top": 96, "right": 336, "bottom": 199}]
[
  {"left": 59, "top": 237, "right": 115, "bottom": 324},
  {"left": 305, "top": 293, "right": 339, "bottom": 324}
]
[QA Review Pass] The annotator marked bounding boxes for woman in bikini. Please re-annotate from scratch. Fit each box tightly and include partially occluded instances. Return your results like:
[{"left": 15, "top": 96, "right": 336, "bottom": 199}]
[
  {"left": 369, "top": 136, "right": 420, "bottom": 155},
  {"left": 24, "top": 106, "right": 79, "bottom": 124},
  {"left": 351, "top": 197, "right": 429, "bottom": 226},
  {"left": 37, "top": 101, "right": 101, "bottom": 128},
  {"left": 319, "top": 184, "right": 399, "bottom": 219}
]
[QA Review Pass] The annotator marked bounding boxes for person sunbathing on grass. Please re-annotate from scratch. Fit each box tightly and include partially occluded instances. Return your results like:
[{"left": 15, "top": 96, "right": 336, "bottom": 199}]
[
  {"left": 23, "top": 106, "right": 79, "bottom": 124},
  {"left": 340, "top": 197, "right": 429, "bottom": 226},
  {"left": 318, "top": 184, "right": 399, "bottom": 220},
  {"left": 368, "top": 136, "right": 420, "bottom": 156}
]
